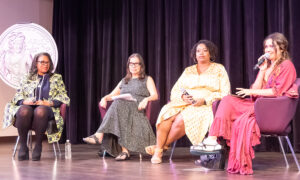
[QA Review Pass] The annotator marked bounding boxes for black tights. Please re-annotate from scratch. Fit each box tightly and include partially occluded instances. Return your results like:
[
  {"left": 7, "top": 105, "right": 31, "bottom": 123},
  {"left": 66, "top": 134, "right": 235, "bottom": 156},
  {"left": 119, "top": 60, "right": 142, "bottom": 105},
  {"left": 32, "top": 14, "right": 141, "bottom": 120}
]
[{"left": 15, "top": 105, "right": 54, "bottom": 149}]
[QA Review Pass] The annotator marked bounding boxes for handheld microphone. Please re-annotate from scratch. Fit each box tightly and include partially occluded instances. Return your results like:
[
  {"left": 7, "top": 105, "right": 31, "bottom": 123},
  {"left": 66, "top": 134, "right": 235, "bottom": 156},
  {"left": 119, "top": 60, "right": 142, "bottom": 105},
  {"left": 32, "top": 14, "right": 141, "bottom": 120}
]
[
  {"left": 253, "top": 53, "right": 270, "bottom": 70},
  {"left": 180, "top": 88, "right": 196, "bottom": 104}
]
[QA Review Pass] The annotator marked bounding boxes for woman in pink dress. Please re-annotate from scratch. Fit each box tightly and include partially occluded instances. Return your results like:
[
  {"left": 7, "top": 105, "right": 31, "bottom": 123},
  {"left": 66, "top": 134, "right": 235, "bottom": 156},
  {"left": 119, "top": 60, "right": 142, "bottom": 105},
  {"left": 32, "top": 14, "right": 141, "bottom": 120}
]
[{"left": 201, "top": 32, "right": 298, "bottom": 175}]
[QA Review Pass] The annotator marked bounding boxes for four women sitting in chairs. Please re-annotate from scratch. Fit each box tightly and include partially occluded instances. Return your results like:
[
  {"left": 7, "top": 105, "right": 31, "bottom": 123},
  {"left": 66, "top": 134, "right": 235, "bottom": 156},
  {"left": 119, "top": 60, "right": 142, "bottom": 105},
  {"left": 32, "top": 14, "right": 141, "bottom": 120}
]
[{"left": 2, "top": 32, "right": 298, "bottom": 175}]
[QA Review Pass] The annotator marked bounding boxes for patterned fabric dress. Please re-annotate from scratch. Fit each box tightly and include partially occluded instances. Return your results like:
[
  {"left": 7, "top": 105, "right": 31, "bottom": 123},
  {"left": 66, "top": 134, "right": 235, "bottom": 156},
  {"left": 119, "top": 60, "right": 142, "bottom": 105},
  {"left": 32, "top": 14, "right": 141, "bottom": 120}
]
[
  {"left": 97, "top": 77, "right": 156, "bottom": 157},
  {"left": 156, "top": 63, "right": 230, "bottom": 145},
  {"left": 2, "top": 73, "right": 70, "bottom": 143},
  {"left": 209, "top": 60, "right": 298, "bottom": 175}
]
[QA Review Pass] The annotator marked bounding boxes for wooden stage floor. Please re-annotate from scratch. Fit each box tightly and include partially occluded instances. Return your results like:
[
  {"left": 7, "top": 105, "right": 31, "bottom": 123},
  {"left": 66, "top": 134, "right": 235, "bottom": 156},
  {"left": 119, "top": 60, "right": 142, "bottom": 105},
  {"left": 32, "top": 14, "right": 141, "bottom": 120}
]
[{"left": 0, "top": 140, "right": 300, "bottom": 180}]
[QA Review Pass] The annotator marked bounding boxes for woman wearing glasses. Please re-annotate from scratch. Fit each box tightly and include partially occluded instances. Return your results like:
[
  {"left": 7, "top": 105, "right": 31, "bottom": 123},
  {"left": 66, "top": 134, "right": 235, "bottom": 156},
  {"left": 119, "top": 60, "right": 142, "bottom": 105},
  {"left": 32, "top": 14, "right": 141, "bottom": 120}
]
[
  {"left": 83, "top": 53, "right": 158, "bottom": 161},
  {"left": 3, "top": 52, "right": 70, "bottom": 161}
]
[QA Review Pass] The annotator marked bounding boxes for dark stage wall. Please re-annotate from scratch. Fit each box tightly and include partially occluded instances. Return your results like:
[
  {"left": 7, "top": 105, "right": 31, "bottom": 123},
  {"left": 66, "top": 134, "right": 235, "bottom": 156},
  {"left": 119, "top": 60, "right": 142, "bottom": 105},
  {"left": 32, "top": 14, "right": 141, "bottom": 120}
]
[{"left": 52, "top": 0, "right": 300, "bottom": 151}]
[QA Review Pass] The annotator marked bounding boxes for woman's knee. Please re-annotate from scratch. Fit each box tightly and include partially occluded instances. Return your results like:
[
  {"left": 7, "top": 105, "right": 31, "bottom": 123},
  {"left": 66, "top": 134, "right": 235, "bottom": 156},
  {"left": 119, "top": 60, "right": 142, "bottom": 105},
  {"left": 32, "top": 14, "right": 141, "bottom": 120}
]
[
  {"left": 218, "top": 95, "right": 235, "bottom": 110},
  {"left": 34, "top": 106, "right": 52, "bottom": 119},
  {"left": 221, "top": 95, "right": 234, "bottom": 103},
  {"left": 172, "top": 114, "right": 184, "bottom": 130},
  {"left": 16, "top": 105, "right": 33, "bottom": 118}
]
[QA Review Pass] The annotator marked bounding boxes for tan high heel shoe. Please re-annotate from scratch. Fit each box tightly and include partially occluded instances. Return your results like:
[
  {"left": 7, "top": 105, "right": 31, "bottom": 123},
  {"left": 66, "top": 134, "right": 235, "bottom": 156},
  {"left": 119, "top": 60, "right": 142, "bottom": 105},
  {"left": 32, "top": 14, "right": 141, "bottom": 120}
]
[
  {"left": 145, "top": 145, "right": 169, "bottom": 155},
  {"left": 151, "top": 148, "right": 163, "bottom": 164}
]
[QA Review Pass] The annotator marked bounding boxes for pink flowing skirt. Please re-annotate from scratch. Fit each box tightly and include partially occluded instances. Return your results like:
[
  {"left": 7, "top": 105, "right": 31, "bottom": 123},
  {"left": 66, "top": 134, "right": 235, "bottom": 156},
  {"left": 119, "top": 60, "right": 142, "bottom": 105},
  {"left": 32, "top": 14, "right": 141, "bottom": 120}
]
[{"left": 209, "top": 95, "right": 261, "bottom": 175}]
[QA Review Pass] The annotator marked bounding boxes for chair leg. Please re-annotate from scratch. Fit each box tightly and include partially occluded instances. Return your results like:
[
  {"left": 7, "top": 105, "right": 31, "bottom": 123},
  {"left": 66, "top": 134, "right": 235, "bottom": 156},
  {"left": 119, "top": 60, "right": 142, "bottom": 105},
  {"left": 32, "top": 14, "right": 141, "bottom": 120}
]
[
  {"left": 52, "top": 142, "right": 61, "bottom": 157},
  {"left": 12, "top": 136, "right": 20, "bottom": 158},
  {"left": 285, "top": 136, "right": 300, "bottom": 171},
  {"left": 53, "top": 143, "right": 57, "bottom": 158},
  {"left": 27, "top": 130, "right": 33, "bottom": 151},
  {"left": 278, "top": 136, "right": 289, "bottom": 168},
  {"left": 139, "top": 153, "right": 142, "bottom": 161},
  {"left": 56, "top": 142, "right": 61, "bottom": 156},
  {"left": 13, "top": 131, "right": 32, "bottom": 158},
  {"left": 169, "top": 140, "right": 177, "bottom": 161},
  {"left": 103, "top": 150, "right": 106, "bottom": 158}
]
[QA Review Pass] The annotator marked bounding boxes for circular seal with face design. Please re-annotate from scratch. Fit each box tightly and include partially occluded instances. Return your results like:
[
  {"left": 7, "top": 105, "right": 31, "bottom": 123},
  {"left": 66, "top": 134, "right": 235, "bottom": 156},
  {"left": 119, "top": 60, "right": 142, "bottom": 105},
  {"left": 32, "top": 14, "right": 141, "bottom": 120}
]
[{"left": 0, "top": 23, "right": 58, "bottom": 89}]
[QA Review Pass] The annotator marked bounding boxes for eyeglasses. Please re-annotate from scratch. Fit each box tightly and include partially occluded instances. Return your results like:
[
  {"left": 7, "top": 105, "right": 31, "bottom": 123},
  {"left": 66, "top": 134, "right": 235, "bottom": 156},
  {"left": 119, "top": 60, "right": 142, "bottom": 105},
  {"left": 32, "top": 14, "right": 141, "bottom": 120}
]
[
  {"left": 37, "top": 61, "right": 50, "bottom": 65},
  {"left": 129, "top": 62, "right": 141, "bottom": 67}
]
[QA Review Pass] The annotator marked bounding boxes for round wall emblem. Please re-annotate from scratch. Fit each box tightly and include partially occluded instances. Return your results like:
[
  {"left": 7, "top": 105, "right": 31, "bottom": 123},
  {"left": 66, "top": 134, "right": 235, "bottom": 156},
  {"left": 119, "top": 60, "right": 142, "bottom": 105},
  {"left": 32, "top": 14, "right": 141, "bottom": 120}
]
[{"left": 0, "top": 23, "right": 58, "bottom": 89}]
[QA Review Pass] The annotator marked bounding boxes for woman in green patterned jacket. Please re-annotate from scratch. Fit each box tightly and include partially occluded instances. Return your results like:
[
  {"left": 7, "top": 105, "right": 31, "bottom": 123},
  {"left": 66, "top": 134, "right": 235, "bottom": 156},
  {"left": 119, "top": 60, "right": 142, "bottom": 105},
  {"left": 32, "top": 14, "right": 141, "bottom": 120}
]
[{"left": 3, "top": 52, "right": 70, "bottom": 161}]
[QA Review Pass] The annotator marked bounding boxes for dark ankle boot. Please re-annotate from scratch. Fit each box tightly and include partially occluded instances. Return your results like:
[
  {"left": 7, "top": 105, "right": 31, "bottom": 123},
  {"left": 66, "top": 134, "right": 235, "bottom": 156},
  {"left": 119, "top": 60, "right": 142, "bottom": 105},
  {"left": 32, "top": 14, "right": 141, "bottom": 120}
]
[
  {"left": 32, "top": 144, "right": 42, "bottom": 161},
  {"left": 18, "top": 146, "right": 29, "bottom": 161}
]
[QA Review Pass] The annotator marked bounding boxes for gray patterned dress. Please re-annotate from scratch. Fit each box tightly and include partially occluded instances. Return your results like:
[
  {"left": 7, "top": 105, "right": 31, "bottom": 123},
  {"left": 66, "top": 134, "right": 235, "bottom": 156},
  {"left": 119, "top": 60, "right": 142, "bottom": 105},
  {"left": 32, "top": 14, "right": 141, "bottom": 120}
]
[{"left": 97, "top": 77, "right": 156, "bottom": 157}]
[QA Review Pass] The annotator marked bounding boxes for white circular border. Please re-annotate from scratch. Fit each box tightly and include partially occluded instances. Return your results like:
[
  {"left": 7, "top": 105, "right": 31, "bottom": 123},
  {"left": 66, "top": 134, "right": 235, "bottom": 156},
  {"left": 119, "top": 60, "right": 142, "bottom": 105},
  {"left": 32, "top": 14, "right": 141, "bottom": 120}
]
[{"left": 0, "top": 23, "right": 58, "bottom": 89}]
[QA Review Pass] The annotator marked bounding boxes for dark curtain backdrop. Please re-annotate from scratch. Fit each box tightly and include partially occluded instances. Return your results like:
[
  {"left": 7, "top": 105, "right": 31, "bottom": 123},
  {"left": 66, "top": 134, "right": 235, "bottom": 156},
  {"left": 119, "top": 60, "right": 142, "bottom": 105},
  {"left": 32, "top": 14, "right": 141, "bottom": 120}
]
[{"left": 52, "top": 0, "right": 300, "bottom": 151}]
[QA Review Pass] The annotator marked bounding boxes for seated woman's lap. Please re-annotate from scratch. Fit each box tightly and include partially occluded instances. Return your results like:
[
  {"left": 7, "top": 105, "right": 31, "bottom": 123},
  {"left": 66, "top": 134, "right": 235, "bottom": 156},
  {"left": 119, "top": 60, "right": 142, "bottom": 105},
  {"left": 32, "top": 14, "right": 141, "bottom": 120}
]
[
  {"left": 15, "top": 105, "right": 34, "bottom": 129},
  {"left": 158, "top": 113, "right": 183, "bottom": 127},
  {"left": 213, "top": 96, "right": 253, "bottom": 121},
  {"left": 16, "top": 105, "right": 54, "bottom": 131},
  {"left": 34, "top": 105, "right": 54, "bottom": 120},
  {"left": 171, "top": 114, "right": 185, "bottom": 131},
  {"left": 209, "top": 95, "right": 255, "bottom": 138},
  {"left": 165, "top": 113, "right": 185, "bottom": 144},
  {"left": 156, "top": 113, "right": 184, "bottom": 136}
]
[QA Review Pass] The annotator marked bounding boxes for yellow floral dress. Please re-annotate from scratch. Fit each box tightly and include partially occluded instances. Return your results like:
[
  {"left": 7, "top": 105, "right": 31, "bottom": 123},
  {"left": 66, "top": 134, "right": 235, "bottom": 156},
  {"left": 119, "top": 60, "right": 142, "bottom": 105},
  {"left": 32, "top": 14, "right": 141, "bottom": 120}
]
[{"left": 156, "top": 63, "right": 230, "bottom": 145}]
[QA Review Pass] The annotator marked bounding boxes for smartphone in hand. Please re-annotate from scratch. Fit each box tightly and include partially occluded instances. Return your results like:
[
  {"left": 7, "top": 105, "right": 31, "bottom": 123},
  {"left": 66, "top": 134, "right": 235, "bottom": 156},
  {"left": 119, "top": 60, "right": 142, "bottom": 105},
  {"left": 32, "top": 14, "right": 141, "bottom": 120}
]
[{"left": 180, "top": 88, "right": 196, "bottom": 104}]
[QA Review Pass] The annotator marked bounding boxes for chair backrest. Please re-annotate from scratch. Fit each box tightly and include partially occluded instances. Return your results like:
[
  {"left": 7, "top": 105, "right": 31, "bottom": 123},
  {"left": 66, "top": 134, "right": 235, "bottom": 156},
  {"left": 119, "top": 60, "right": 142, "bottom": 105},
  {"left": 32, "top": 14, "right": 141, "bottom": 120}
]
[
  {"left": 99, "top": 101, "right": 112, "bottom": 119},
  {"left": 295, "top": 78, "right": 300, "bottom": 90},
  {"left": 255, "top": 78, "right": 300, "bottom": 135},
  {"left": 212, "top": 100, "right": 221, "bottom": 116}
]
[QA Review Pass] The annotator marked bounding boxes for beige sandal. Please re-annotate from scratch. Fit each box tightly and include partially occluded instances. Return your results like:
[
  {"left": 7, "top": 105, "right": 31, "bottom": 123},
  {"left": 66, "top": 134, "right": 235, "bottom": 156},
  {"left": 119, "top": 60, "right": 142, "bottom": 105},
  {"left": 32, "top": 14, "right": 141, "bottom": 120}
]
[
  {"left": 82, "top": 135, "right": 102, "bottom": 145},
  {"left": 145, "top": 145, "right": 169, "bottom": 155},
  {"left": 151, "top": 148, "right": 163, "bottom": 164},
  {"left": 115, "top": 152, "right": 130, "bottom": 161}
]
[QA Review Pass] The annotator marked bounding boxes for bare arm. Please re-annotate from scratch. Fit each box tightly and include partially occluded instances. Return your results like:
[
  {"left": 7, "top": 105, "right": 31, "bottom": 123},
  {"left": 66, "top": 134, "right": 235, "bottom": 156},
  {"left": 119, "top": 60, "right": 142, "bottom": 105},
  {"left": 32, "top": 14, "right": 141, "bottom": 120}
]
[
  {"left": 237, "top": 60, "right": 297, "bottom": 98},
  {"left": 145, "top": 76, "right": 158, "bottom": 101},
  {"left": 99, "top": 81, "right": 122, "bottom": 108},
  {"left": 238, "top": 60, "right": 275, "bottom": 97},
  {"left": 251, "top": 70, "right": 266, "bottom": 89},
  {"left": 251, "top": 57, "right": 270, "bottom": 89},
  {"left": 103, "top": 81, "right": 122, "bottom": 101},
  {"left": 237, "top": 59, "right": 274, "bottom": 97},
  {"left": 236, "top": 87, "right": 274, "bottom": 97},
  {"left": 138, "top": 76, "right": 158, "bottom": 110}
]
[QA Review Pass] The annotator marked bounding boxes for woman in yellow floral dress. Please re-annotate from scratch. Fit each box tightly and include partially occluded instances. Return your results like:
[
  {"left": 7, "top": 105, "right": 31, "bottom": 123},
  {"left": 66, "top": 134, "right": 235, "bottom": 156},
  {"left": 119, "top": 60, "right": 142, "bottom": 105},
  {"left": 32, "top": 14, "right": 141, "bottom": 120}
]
[
  {"left": 147, "top": 40, "right": 231, "bottom": 164},
  {"left": 3, "top": 52, "right": 70, "bottom": 161}
]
